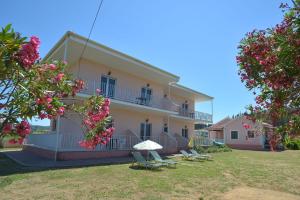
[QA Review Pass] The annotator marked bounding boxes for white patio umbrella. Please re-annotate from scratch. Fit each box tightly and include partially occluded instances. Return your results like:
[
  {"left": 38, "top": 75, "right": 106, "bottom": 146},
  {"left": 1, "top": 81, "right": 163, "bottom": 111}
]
[{"left": 133, "top": 140, "right": 163, "bottom": 160}]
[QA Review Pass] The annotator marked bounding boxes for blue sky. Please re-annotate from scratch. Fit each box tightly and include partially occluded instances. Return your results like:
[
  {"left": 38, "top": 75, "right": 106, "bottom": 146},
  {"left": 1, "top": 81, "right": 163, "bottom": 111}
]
[{"left": 1, "top": 0, "right": 287, "bottom": 125}]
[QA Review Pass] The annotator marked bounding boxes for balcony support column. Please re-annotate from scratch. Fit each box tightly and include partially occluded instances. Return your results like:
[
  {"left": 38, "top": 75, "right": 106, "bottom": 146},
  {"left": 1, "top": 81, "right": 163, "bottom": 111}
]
[{"left": 210, "top": 99, "right": 214, "bottom": 123}]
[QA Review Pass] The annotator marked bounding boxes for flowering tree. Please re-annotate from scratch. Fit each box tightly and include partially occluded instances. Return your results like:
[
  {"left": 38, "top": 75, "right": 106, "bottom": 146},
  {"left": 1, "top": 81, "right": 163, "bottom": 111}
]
[
  {"left": 0, "top": 24, "right": 114, "bottom": 148},
  {"left": 236, "top": 1, "right": 300, "bottom": 150}
]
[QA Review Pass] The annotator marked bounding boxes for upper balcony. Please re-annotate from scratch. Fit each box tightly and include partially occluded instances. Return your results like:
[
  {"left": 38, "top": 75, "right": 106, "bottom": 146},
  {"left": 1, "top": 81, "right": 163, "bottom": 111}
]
[
  {"left": 79, "top": 80, "right": 177, "bottom": 113},
  {"left": 78, "top": 80, "right": 213, "bottom": 123},
  {"left": 178, "top": 108, "right": 213, "bottom": 123}
]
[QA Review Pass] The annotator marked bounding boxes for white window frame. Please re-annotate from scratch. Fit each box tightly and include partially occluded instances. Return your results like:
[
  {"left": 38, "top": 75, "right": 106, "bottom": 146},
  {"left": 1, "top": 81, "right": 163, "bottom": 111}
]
[{"left": 100, "top": 75, "right": 117, "bottom": 98}]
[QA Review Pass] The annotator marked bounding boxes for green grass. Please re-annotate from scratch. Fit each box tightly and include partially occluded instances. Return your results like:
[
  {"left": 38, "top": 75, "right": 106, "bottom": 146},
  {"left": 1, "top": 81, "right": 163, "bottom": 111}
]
[{"left": 0, "top": 150, "right": 299, "bottom": 200}]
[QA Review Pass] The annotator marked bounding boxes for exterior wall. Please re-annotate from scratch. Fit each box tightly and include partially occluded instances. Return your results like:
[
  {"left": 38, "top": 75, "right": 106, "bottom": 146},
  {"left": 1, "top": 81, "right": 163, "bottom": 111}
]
[
  {"left": 223, "top": 117, "right": 264, "bottom": 149},
  {"left": 170, "top": 93, "right": 195, "bottom": 111},
  {"left": 111, "top": 107, "right": 165, "bottom": 138},
  {"left": 59, "top": 108, "right": 165, "bottom": 138},
  {"left": 69, "top": 59, "right": 168, "bottom": 104},
  {"left": 169, "top": 118, "right": 194, "bottom": 139},
  {"left": 209, "top": 130, "right": 224, "bottom": 140}
]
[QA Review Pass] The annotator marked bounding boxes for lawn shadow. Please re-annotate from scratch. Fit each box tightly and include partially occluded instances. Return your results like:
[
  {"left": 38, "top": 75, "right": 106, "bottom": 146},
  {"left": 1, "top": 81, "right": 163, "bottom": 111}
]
[{"left": 0, "top": 151, "right": 134, "bottom": 176}]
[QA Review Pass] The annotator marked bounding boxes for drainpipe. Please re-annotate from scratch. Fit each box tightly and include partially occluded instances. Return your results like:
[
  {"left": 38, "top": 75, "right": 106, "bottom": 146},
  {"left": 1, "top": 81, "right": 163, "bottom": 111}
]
[{"left": 54, "top": 116, "right": 61, "bottom": 161}]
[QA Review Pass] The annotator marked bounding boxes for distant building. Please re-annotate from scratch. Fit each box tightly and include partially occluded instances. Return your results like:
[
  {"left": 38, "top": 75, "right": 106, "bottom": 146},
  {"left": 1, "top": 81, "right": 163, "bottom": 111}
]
[{"left": 208, "top": 116, "right": 273, "bottom": 150}]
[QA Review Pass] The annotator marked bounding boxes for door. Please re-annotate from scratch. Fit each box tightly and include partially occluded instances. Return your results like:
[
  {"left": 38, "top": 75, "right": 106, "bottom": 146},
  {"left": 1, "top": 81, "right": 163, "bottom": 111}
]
[
  {"left": 140, "top": 122, "right": 152, "bottom": 140},
  {"left": 181, "top": 102, "right": 189, "bottom": 116},
  {"left": 101, "top": 76, "right": 116, "bottom": 98},
  {"left": 140, "top": 87, "right": 152, "bottom": 105}
]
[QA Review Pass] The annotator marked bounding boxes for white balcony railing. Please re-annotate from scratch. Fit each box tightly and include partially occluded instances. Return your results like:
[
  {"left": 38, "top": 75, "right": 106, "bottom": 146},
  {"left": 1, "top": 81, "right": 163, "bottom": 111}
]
[
  {"left": 178, "top": 108, "right": 213, "bottom": 123},
  {"left": 79, "top": 80, "right": 212, "bottom": 122},
  {"left": 79, "top": 80, "right": 177, "bottom": 112}
]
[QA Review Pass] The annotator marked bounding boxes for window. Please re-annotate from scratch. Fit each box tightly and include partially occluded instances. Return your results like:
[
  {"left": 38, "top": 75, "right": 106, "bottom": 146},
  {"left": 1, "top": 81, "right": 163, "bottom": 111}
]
[
  {"left": 101, "top": 75, "right": 116, "bottom": 98},
  {"left": 182, "top": 102, "right": 189, "bottom": 111},
  {"left": 163, "top": 123, "right": 168, "bottom": 133},
  {"left": 231, "top": 131, "right": 238, "bottom": 139},
  {"left": 182, "top": 126, "right": 188, "bottom": 138},
  {"left": 247, "top": 130, "right": 255, "bottom": 138}
]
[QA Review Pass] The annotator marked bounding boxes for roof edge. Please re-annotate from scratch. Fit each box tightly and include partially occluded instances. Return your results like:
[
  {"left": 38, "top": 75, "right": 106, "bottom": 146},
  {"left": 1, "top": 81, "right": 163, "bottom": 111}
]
[
  {"left": 172, "top": 83, "right": 214, "bottom": 100},
  {"left": 43, "top": 31, "right": 180, "bottom": 81}
]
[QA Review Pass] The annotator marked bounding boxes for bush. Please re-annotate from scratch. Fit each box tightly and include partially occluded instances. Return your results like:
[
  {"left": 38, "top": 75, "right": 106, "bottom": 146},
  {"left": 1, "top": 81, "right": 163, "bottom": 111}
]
[
  {"left": 286, "top": 139, "right": 300, "bottom": 150},
  {"left": 194, "top": 145, "right": 232, "bottom": 153}
]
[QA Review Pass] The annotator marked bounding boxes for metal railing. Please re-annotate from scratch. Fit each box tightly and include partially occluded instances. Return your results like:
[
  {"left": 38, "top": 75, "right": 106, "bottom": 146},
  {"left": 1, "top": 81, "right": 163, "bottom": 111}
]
[
  {"left": 80, "top": 80, "right": 177, "bottom": 112},
  {"left": 59, "top": 133, "right": 179, "bottom": 152},
  {"left": 178, "top": 108, "right": 212, "bottom": 123},
  {"left": 193, "top": 136, "right": 212, "bottom": 146}
]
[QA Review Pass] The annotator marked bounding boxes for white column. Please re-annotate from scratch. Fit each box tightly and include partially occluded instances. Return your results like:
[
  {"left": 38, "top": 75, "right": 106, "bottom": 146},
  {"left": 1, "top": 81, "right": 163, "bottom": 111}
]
[
  {"left": 211, "top": 99, "right": 214, "bottom": 123},
  {"left": 54, "top": 116, "right": 61, "bottom": 161}
]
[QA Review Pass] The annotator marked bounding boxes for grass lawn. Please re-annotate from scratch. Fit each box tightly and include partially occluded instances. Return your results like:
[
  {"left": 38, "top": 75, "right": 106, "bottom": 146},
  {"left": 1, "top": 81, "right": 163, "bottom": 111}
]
[{"left": 0, "top": 149, "right": 300, "bottom": 200}]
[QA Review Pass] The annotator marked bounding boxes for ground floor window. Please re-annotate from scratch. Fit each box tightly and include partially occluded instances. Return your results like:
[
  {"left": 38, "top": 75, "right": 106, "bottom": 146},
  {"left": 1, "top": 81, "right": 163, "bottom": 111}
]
[
  {"left": 247, "top": 130, "right": 255, "bottom": 138},
  {"left": 231, "top": 131, "right": 238, "bottom": 139},
  {"left": 163, "top": 123, "right": 168, "bottom": 133},
  {"left": 182, "top": 126, "right": 188, "bottom": 138}
]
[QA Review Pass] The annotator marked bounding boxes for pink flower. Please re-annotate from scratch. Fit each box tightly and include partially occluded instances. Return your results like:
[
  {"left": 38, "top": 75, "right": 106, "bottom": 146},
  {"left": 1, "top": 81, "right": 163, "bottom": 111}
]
[
  {"left": 47, "top": 104, "right": 53, "bottom": 109},
  {"left": 243, "top": 123, "right": 251, "bottom": 129},
  {"left": 57, "top": 107, "right": 65, "bottom": 115},
  {"left": 30, "top": 36, "right": 40, "bottom": 48},
  {"left": 39, "top": 113, "right": 47, "bottom": 119},
  {"left": 2, "top": 123, "right": 12, "bottom": 134},
  {"left": 46, "top": 97, "right": 52, "bottom": 103},
  {"left": 102, "top": 105, "right": 109, "bottom": 112},
  {"left": 48, "top": 64, "right": 56, "bottom": 70},
  {"left": 8, "top": 139, "right": 18, "bottom": 144},
  {"left": 16, "top": 120, "right": 31, "bottom": 136},
  {"left": 96, "top": 88, "right": 101, "bottom": 94},
  {"left": 36, "top": 98, "right": 43, "bottom": 105},
  {"left": 104, "top": 98, "right": 110, "bottom": 106},
  {"left": 54, "top": 73, "right": 64, "bottom": 82},
  {"left": 16, "top": 36, "right": 40, "bottom": 69}
]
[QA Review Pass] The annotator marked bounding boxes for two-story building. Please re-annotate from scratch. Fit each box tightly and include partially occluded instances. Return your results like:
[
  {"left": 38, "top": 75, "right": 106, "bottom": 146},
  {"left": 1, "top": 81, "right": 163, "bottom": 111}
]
[{"left": 24, "top": 32, "right": 213, "bottom": 160}]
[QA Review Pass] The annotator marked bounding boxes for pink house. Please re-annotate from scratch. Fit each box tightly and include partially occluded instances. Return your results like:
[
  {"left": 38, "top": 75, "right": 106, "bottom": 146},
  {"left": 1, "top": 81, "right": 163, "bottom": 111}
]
[
  {"left": 23, "top": 32, "right": 214, "bottom": 160},
  {"left": 208, "top": 116, "right": 273, "bottom": 150}
]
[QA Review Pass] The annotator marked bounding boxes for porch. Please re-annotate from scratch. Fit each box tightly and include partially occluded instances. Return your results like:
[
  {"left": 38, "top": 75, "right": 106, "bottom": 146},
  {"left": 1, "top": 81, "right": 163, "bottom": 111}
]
[{"left": 24, "top": 131, "right": 179, "bottom": 160}]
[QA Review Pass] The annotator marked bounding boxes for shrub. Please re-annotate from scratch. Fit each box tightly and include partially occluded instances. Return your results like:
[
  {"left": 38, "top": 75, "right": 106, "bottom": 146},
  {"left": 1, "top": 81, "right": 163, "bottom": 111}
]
[
  {"left": 193, "top": 145, "right": 232, "bottom": 153},
  {"left": 286, "top": 139, "right": 300, "bottom": 150}
]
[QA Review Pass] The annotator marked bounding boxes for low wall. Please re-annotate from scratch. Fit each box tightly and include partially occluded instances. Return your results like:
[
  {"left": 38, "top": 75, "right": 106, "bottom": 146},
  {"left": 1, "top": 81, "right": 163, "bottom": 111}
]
[
  {"left": 23, "top": 145, "right": 178, "bottom": 161},
  {"left": 227, "top": 144, "right": 264, "bottom": 151},
  {"left": 0, "top": 139, "right": 22, "bottom": 148}
]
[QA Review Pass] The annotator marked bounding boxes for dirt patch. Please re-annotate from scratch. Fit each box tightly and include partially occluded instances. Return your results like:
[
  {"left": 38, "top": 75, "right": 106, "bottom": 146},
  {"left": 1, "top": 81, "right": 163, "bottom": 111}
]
[{"left": 223, "top": 187, "right": 300, "bottom": 200}]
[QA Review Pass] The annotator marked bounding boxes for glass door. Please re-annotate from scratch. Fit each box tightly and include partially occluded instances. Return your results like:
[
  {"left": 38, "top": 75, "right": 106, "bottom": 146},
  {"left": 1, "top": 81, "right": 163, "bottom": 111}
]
[
  {"left": 140, "top": 122, "right": 152, "bottom": 140},
  {"left": 140, "top": 87, "right": 152, "bottom": 105},
  {"left": 101, "top": 76, "right": 116, "bottom": 98}
]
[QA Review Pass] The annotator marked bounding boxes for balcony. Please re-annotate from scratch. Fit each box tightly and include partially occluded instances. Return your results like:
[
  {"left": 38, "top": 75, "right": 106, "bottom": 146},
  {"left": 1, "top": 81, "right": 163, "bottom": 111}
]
[
  {"left": 178, "top": 108, "right": 213, "bottom": 123},
  {"left": 79, "top": 80, "right": 177, "bottom": 112},
  {"left": 78, "top": 80, "right": 212, "bottom": 122}
]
